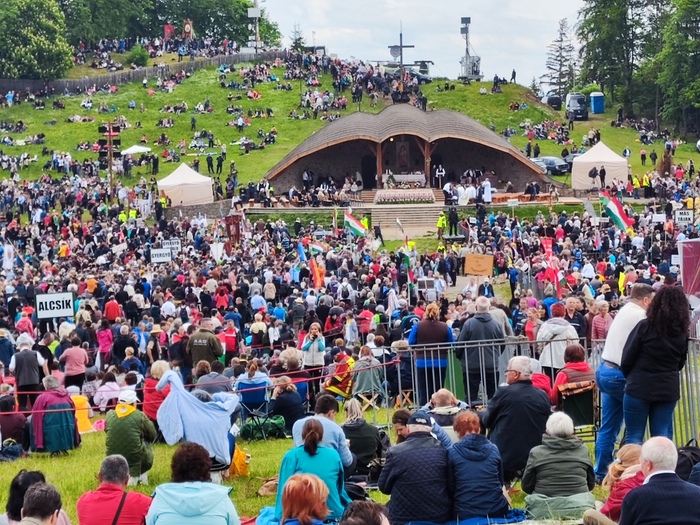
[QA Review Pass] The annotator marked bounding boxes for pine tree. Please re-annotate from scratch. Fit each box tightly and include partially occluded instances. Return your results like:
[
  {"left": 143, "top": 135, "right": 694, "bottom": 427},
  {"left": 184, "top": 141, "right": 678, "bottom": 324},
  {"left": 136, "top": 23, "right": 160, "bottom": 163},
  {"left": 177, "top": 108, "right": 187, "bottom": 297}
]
[{"left": 542, "top": 18, "right": 576, "bottom": 98}]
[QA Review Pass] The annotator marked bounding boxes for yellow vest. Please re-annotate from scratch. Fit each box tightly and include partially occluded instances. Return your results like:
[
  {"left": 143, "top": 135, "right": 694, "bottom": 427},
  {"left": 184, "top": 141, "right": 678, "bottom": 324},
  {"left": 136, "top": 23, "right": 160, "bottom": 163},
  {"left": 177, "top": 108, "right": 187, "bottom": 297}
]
[
  {"left": 437, "top": 215, "right": 446, "bottom": 228},
  {"left": 128, "top": 209, "right": 137, "bottom": 219},
  {"left": 71, "top": 394, "right": 94, "bottom": 434},
  {"left": 118, "top": 212, "right": 127, "bottom": 223}
]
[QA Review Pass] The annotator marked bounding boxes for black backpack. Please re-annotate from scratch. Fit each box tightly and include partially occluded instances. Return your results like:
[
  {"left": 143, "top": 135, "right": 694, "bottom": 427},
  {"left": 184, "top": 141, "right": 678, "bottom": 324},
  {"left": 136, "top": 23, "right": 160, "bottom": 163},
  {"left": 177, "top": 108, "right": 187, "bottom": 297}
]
[
  {"left": 341, "top": 284, "right": 350, "bottom": 299},
  {"left": 676, "top": 439, "right": 700, "bottom": 480}
]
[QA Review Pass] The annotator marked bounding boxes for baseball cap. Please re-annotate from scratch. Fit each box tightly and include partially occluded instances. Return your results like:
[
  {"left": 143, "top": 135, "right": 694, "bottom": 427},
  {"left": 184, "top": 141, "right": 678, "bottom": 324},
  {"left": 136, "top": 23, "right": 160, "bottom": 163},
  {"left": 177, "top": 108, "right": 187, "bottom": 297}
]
[{"left": 407, "top": 411, "right": 432, "bottom": 426}]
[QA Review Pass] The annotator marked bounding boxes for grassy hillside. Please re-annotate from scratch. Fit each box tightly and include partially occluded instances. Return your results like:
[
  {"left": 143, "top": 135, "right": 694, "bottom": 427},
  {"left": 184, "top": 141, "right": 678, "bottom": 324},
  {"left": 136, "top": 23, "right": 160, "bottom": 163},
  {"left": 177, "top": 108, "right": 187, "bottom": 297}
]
[
  {"left": 1, "top": 66, "right": 384, "bottom": 185},
  {"left": 2, "top": 66, "right": 699, "bottom": 188}
]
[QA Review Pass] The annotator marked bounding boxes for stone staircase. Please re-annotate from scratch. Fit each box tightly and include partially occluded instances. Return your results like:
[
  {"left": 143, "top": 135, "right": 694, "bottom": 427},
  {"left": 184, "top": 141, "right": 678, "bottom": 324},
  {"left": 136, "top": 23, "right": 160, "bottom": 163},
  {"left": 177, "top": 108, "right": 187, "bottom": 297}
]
[{"left": 371, "top": 204, "right": 444, "bottom": 241}]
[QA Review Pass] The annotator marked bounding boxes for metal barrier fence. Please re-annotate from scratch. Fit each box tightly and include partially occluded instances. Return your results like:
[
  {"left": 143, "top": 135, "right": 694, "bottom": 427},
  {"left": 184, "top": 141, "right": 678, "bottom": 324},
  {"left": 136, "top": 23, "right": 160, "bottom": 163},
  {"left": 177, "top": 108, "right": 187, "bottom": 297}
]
[{"left": 364, "top": 336, "right": 700, "bottom": 447}]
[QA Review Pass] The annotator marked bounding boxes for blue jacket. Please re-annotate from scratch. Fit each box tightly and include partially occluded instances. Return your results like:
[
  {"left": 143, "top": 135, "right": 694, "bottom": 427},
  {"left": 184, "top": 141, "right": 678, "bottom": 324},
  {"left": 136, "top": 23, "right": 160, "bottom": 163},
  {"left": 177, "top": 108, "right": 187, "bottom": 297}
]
[
  {"left": 378, "top": 431, "right": 451, "bottom": 525},
  {"left": 292, "top": 416, "right": 353, "bottom": 468},
  {"left": 447, "top": 433, "right": 510, "bottom": 520},
  {"left": 275, "top": 445, "right": 350, "bottom": 521},
  {"left": 146, "top": 481, "right": 240, "bottom": 525},
  {"left": 0, "top": 337, "right": 13, "bottom": 367},
  {"left": 156, "top": 371, "right": 239, "bottom": 465}
]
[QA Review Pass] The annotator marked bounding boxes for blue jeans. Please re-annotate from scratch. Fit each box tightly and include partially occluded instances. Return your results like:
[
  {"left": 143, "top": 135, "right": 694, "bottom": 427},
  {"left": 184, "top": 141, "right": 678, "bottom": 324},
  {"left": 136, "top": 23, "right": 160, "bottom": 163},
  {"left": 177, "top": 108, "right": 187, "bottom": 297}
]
[
  {"left": 623, "top": 393, "right": 676, "bottom": 444},
  {"left": 594, "top": 363, "right": 626, "bottom": 479}
]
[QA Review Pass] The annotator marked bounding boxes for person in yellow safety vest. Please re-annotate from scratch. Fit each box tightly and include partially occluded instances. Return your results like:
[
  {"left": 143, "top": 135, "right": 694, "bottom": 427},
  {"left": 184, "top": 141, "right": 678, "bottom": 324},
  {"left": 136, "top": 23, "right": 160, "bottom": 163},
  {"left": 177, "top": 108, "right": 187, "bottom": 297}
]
[
  {"left": 118, "top": 211, "right": 127, "bottom": 223},
  {"left": 361, "top": 216, "right": 369, "bottom": 231},
  {"left": 642, "top": 172, "right": 650, "bottom": 199},
  {"left": 128, "top": 209, "right": 137, "bottom": 220},
  {"left": 159, "top": 197, "right": 167, "bottom": 208},
  {"left": 436, "top": 212, "right": 447, "bottom": 240},
  {"left": 632, "top": 174, "right": 640, "bottom": 199}
]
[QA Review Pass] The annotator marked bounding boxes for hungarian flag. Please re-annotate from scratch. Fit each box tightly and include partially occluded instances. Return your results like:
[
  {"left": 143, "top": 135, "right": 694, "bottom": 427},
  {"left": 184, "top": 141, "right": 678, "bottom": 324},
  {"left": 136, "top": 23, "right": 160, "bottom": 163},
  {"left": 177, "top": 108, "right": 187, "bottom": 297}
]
[
  {"left": 396, "top": 218, "right": 404, "bottom": 234},
  {"left": 601, "top": 191, "right": 634, "bottom": 231},
  {"left": 332, "top": 208, "right": 339, "bottom": 236},
  {"left": 310, "top": 242, "right": 325, "bottom": 255},
  {"left": 344, "top": 212, "right": 366, "bottom": 237}
]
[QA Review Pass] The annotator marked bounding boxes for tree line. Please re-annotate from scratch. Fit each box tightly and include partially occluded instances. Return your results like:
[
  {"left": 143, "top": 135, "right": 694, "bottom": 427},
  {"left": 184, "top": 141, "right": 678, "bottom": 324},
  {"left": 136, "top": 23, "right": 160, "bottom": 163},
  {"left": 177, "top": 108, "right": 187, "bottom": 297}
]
[
  {"left": 0, "top": 0, "right": 281, "bottom": 81},
  {"left": 541, "top": 0, "right": 700, "bottom": 134}
]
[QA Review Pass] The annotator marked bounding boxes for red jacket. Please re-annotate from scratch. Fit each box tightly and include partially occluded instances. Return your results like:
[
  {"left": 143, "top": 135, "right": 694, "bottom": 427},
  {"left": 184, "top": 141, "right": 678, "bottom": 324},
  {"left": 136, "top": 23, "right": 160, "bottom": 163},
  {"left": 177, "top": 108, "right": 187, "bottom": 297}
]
[
  {"left": 77, "top": 483, "right": 152, "bottom": 525},
  {"left": 143, "top": 378, "right": 170, "bottom": 421},
  {"left": 531, "top": 373, "right": 552, "bottom": 398},
  {"left": 601, "top": 470, "right": 644, "bottom": 522}
]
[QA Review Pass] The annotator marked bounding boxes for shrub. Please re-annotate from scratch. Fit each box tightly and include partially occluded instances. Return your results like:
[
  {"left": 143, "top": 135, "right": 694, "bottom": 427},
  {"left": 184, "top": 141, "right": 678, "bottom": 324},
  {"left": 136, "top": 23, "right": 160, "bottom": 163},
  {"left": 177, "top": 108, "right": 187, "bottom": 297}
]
[{"left": 126, "top": 45, "right": 149, "bottom": 68}]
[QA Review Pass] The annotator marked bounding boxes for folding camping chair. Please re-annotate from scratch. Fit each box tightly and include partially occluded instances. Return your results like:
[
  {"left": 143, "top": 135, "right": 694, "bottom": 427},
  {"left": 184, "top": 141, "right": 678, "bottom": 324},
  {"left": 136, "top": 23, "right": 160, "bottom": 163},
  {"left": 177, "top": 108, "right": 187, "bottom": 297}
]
[
  {"left": 238, "top": 381, "right": 271, "bottom": 441},
  {"left": 559, "top": 380, "right": 600, "bottom": 443}
]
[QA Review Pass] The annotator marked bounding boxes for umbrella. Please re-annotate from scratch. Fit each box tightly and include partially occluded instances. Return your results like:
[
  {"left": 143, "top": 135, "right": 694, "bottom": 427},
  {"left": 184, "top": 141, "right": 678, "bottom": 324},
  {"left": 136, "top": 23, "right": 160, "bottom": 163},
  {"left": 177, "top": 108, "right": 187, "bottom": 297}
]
[{"left": 122, "top": 145, "right": 152, "bottom": 155}]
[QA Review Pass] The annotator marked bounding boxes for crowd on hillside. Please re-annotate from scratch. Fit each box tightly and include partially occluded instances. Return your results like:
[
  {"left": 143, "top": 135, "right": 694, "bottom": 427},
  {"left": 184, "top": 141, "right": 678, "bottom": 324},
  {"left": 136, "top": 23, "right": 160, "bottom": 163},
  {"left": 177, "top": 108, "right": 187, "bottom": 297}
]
[{"left": 0, "top": 164, "right": 696, "bottom": 523}]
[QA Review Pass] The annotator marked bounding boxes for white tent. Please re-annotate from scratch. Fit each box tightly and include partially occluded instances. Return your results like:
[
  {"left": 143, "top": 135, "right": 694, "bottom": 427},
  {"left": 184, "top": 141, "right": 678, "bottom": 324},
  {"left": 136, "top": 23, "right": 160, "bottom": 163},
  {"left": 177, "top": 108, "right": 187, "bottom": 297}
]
[
  {"left": 121, "top": 144, "right": 151, "bottom": 155},
  {"left": 571, "top": 141, "right": 628, "bottom": 190},
  {"left": 157, "top": 163, "right": 214, "bottom": 206}
]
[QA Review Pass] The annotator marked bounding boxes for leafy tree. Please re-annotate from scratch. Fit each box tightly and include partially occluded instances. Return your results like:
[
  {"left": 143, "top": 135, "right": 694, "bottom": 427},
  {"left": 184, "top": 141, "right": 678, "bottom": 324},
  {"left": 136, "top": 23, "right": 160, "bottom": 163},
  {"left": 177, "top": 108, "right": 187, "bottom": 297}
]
[
  {"left": 658, "top": 0, "right": 700, "bottom": 132},
  {"left": 57, "top": 0, "right": 151, "bottom": 46},
  {"left": 542, "top": 18, "right": 575, "bottom": 98},
  {"left": 0, "top": 0, "right": 73, "bottom": 80},
  {"left": 577, "top": 0, "right": 647, "bottom": 116},
  {"left": 259, "top": 9, "right": 282, "bottom": 48},
  {"left": 529, "top": 77, "right": 542, "bottom": 98},
  {"left": 126, "top": 44, "right": 149, "bottom": 67}
]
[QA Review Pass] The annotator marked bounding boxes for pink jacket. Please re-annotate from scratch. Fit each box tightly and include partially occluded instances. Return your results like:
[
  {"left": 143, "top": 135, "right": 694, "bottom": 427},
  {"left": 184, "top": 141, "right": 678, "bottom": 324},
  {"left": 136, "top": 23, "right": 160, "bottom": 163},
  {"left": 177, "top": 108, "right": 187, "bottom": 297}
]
[
  {"left": 59, "top": 346, "right": 89, "bottom": 376},
  {"left": 97, "top": 329, "right": 114, "bottom": 354}
]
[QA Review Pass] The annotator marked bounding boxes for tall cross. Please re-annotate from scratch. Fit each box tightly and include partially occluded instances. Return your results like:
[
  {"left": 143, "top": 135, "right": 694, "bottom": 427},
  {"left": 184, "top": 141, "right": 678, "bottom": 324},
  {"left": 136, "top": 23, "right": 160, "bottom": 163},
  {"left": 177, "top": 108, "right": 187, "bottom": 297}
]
[{"left": 388, "top": 22, "right": 414, "bottom": 77}]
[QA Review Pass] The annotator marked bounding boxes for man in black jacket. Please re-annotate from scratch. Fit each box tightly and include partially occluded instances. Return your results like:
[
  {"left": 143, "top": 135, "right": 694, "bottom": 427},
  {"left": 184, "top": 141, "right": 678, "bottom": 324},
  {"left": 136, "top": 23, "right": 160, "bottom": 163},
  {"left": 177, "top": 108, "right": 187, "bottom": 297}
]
[
  {"left": 378, "top": 411, "right": 451, "bottom": 525},
  {"left": 481, "top": 355, "right": 551, "bottom": 483}
]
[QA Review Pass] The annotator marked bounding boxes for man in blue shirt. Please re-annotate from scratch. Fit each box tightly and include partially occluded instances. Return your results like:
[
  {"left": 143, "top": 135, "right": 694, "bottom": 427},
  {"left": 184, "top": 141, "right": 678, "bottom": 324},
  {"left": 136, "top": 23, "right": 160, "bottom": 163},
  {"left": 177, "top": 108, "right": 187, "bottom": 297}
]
[{"left": 291, "top": 394, "right": 355, "bottom": 473}]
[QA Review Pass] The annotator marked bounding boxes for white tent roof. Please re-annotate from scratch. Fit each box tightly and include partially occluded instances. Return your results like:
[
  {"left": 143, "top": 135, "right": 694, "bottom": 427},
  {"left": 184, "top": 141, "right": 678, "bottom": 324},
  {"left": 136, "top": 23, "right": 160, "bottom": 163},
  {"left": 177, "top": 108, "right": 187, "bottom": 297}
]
[
  {"left": 157, "top": 163, "right": 214, "bottom": 206},
  {"left": 122, "top": 144, "right": 151, "bottom": 155},
  {"left": 571, "top": 141, "right": 628, "bottom": 190}
]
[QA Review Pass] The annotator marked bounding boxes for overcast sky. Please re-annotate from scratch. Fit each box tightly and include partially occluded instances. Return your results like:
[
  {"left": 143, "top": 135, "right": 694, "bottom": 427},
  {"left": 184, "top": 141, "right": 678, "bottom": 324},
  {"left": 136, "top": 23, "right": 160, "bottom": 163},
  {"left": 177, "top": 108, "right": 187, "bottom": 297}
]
[{"left": 262, "top": 0, "right": 584, "bottom": 87}]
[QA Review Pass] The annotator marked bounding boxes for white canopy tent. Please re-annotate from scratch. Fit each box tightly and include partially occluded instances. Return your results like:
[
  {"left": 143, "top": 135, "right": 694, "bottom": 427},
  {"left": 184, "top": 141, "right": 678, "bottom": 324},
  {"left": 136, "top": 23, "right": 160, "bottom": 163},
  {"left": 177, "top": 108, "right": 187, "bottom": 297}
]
[
  {"left": 157, "top": 163, "right": 214, "bottom": 206},
  {"left": 571, "top": 141, "right": 628, "bottom": 190},
  {"left": 121, "top": 144, "right": 151, "bottom": 155}
]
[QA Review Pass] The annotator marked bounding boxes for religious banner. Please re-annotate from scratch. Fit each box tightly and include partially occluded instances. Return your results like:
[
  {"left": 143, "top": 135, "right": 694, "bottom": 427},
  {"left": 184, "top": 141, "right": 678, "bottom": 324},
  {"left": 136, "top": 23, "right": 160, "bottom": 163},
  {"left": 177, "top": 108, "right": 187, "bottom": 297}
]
[
  {"left": 164, "top": 24, "right": 175, "bottom": 41},
  {"left": 679, "top": 238, "right": 700, "bottom": 299},
  {"left": 465, "top": 254, "right": 493, "bottom": 277}
]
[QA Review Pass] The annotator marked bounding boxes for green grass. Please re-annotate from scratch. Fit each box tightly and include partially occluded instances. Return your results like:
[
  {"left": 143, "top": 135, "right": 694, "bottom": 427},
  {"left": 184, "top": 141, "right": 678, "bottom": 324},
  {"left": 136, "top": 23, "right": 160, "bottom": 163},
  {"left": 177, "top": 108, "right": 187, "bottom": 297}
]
[
  {"left": 0, "top": 413, "right": 610, "bottom": 523},
  {"left": 2, "top": 65, "right": 384, "bottom": 186},
  {"left": 4, "top": 67, "right": 694, "bottom": 192}
]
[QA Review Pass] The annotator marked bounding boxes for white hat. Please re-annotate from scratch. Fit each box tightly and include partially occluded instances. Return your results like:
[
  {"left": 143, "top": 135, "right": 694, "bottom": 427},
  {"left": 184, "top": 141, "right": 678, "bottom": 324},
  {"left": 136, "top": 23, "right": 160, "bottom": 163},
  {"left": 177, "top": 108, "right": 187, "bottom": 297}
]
[{"left": 118, "top": 389, "right": 138, "bottom": 405}]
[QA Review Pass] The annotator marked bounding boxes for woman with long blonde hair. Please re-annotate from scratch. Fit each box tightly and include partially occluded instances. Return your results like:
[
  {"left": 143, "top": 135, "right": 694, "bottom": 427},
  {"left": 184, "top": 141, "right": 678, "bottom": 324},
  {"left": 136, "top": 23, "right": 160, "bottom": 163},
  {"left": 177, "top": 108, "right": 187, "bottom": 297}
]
[{"left": 582, "top": 444, "right": 643, "bottom": 525}]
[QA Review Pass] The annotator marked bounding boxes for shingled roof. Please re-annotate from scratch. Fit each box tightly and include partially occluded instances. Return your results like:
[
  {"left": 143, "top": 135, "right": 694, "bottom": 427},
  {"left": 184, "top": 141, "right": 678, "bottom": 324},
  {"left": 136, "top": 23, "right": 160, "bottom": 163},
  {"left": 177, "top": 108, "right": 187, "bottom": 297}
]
[{"left": 266, "top": 104, "right": 536, "bottom": 180}]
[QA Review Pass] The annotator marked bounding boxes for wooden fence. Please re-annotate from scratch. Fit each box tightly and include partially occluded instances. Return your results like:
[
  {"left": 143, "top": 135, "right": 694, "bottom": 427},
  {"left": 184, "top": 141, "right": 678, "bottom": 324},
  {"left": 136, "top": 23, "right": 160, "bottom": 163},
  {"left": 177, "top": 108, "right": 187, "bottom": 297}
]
[{"left": 0, "top": 50, "right": 287, "bottom": 95}]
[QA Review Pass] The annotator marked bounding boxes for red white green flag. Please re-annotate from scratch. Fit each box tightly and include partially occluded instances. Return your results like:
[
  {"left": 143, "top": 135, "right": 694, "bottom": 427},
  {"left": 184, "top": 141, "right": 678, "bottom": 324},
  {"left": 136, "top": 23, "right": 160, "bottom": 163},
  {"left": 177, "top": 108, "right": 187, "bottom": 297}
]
[
  {"left": 344, "top": 212, "right": 366, "bottom": 237},
  {"left": 601, "top": 191, "right": 634, "bottom": 231}
]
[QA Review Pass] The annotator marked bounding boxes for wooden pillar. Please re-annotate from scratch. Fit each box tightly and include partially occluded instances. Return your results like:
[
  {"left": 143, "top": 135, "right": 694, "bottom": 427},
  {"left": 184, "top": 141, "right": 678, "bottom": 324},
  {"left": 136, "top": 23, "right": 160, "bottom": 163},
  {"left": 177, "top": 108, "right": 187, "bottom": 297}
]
[{"left": 376, "top": 142, "right": 383, "bottom": 187}]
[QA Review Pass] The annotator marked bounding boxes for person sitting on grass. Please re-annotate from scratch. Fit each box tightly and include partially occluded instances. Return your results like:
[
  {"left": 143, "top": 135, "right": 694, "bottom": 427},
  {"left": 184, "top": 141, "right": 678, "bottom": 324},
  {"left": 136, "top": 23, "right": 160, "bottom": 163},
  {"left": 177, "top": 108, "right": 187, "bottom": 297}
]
[
  {"left": 1, "top": 471, "right": 70, "bottom": 525},
  {"left": 522, "top": 412, "right": 596, "bottom": 520},
  {"left": 77, "top": 455, "right": 153, "bottom": 525},
  {"left": 341, "top": 398, "right": 383, "bottom": 478},
  {"left": 146, "top": 442, "right": 241, "bottom": 525},
  {"left": 106, "top": 389, "right": 156, "bottom": 486},
  {"left": 16, "top": 482, "right": 63, "bottom": 525},
  {"left": 276, "top": 419, "right": 351, "bottom": 523},
  {"left": 279, "top": 474, "right": 330, "bottom": 525},
  {"left": 30, "top": 375, "right": 80, "bottom": 456}
]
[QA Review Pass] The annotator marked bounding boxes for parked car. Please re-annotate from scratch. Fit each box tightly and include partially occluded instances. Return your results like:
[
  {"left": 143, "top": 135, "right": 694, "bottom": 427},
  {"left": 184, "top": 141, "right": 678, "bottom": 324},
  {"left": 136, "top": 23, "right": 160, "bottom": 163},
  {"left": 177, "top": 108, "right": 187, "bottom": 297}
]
[
  {"left": 540, "top": 156, "right": 570, "bottom": 175},
  {"left": 541, "top": 94, "right": 562, "bottom": 111},
  {"left": 395, "top": 68, "right": 432, "bottom": 85},
  {"left": 565, "top": 92, "right": 588, "bottom": 120},
  {"left": 530, "top": 158, "right": 547, "bottom": 174},
  {"left": 564, "top": 153, "right": 582, "bottom": 171}
]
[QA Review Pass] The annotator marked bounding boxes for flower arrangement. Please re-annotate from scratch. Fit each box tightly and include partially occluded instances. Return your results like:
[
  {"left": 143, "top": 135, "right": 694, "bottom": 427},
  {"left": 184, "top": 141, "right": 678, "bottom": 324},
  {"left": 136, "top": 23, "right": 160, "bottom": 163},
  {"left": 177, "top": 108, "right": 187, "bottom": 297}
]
[{"left": 374, "top": 189, "right": 435, "bottom": 205}]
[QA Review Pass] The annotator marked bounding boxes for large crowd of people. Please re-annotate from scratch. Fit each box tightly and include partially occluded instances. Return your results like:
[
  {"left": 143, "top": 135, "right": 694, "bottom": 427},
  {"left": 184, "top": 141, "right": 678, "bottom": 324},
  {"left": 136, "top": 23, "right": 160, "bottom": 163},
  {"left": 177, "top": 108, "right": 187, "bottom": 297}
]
[{"left": 2, "top": 43, "right": 700, "bottom": 525}]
